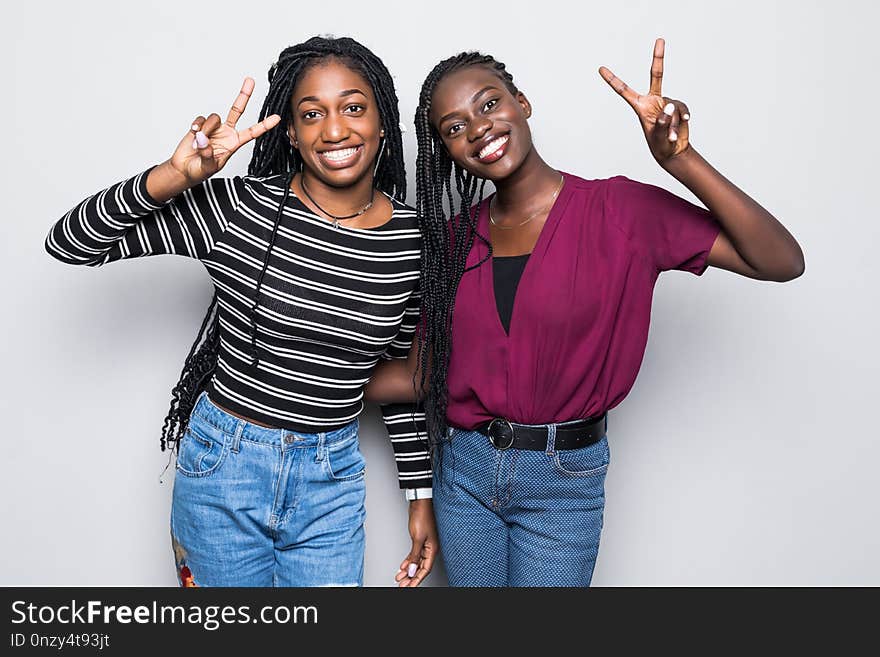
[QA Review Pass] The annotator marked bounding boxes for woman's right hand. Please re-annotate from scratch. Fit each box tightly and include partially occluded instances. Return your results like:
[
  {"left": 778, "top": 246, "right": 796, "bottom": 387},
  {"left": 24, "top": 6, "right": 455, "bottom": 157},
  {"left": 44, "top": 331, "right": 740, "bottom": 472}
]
[{"left": 169, "top": 77, "right": 281, "bottom": 185}]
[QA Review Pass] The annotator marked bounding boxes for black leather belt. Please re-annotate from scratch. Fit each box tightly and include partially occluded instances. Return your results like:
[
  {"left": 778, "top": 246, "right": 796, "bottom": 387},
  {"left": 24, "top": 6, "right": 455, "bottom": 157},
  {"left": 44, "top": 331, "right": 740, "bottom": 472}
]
[{"left": 474, "top": 414, "right": 607, "bottom": 451}]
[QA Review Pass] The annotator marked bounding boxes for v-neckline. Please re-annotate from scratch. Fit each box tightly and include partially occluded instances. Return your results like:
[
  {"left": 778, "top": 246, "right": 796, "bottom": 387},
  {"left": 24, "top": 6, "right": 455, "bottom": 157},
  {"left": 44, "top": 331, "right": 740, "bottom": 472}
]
[{"left": 478, "top": 171, "right": 573, "bottom": 339}]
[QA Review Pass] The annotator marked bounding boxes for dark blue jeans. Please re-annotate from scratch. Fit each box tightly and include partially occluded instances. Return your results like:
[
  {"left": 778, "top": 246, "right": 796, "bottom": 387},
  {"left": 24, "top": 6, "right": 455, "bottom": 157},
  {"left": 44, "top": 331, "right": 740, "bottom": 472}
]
[{"left": 433, "top": 422, "right": 610, "bottom": 587}]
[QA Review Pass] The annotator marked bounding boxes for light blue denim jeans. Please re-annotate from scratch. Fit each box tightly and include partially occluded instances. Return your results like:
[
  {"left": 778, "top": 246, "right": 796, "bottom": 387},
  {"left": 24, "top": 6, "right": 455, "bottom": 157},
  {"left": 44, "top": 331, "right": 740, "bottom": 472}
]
[
  {"left": 433, "top": 422, "right": 610, "bottom": 587},
  {"left": 170, "top": 392, "right": 366, "bottom": 587}
]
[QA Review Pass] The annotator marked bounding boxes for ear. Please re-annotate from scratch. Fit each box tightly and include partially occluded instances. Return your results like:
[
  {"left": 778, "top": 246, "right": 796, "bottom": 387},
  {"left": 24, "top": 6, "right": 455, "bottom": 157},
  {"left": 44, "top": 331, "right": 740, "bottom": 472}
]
[
  {"left": 287, "top": 124, "right": 298, "bottom": 148},
  {"left": 516, "top": 91, "right": 532, "bottom": 119}
]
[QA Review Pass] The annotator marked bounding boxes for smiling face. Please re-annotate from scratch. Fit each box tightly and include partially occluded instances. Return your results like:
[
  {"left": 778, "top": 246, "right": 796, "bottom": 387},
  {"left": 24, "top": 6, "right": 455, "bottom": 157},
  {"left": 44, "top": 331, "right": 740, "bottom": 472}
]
[
  {"left": 429, "top": 65, "right": 533, "bottom": 182},
  {"left": 288, "top": 58, "right": 384, "bottom": 188}
]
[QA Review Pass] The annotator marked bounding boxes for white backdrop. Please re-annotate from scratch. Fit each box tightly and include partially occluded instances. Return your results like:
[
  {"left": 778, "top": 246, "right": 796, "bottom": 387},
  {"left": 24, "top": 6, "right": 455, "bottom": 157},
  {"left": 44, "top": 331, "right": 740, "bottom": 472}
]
[{"left": 2, "top": 0, "right": 877, "bottom": 585}]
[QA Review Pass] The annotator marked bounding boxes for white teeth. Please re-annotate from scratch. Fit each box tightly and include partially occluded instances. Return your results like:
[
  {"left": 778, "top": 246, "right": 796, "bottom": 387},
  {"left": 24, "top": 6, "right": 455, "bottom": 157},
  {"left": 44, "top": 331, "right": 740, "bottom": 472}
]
[
  {"left": 322, "top": 147, "right": 359, "bottom": 161},
  {"left": 479, "top": 135, "right": 509, "bottom": 159}
]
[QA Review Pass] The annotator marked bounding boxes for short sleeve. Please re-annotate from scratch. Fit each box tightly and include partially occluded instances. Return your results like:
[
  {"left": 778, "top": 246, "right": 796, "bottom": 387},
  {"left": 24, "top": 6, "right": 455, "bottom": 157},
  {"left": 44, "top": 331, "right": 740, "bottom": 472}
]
[{"left": 605, "top": 176, "right": 721, "bottom": 275}]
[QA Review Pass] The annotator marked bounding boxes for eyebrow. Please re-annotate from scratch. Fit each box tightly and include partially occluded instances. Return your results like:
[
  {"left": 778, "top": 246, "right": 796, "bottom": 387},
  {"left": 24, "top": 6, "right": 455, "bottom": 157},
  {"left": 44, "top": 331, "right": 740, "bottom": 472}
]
[
  {"left": 436, "top": 85, "right": 499, "bottom": 125},
  {"left": 296, "top": 88, "right": 368, "bottom": 108}
]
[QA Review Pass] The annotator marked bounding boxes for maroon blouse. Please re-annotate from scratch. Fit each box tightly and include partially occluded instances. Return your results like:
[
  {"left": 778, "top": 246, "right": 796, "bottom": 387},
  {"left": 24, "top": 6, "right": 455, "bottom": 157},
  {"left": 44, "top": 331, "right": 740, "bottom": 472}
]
[{"left": 446, "top": 172, "right": 722, "bottom": 429}]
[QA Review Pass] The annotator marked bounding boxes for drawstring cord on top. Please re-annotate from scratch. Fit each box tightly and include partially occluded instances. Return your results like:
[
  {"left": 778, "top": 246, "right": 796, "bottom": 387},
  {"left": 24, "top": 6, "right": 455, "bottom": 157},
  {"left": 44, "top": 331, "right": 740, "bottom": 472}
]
[{"left": 250, "top": 171, "right": 294, "bottom": 368}]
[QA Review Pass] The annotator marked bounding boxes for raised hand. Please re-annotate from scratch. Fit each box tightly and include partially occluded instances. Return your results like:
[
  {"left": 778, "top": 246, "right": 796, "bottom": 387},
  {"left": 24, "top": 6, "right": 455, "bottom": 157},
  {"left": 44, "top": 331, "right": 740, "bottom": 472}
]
[
  {"left": 599, "top": 38, "right": 691, "bottom": 164},
  {"left": 169, "top": 77, "right": 281, "bottom": 185}
]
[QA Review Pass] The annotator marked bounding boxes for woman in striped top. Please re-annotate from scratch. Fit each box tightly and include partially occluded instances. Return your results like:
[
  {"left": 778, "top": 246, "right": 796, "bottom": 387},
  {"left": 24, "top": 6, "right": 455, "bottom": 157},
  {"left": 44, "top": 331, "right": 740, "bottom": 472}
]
[{"left": 45, "top": 36, "right": 437, "bottom": 587}]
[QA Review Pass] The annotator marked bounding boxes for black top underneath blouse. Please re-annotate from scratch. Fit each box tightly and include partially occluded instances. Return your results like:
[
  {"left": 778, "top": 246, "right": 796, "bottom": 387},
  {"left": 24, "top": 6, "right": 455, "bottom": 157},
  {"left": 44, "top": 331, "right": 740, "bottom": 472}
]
[{"left": 493, "top": 253, "right": 530, "bottom": 334}]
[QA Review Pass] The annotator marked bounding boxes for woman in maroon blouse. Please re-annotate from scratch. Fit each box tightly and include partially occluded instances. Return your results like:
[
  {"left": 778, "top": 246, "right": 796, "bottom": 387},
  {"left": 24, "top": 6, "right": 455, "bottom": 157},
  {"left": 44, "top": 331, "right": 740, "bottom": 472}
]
[{"left": 369, "top": 39, "right": 804, "bottom": 587}]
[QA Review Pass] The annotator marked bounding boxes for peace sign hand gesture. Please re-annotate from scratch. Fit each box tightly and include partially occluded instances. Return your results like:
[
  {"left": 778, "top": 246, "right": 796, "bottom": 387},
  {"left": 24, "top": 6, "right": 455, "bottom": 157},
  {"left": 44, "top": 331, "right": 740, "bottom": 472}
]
[
  {"left": 169, "top": 77, "right": 281, "bottom": 185},
  {"left": 599, "top": 38, "right": 691, "bottom": 165}
]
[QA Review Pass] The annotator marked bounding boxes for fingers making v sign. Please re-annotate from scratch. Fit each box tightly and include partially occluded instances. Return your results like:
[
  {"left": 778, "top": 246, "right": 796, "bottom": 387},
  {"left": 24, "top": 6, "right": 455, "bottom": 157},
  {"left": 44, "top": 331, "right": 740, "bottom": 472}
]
[
  {"left": 599, "top": 38, "right": 692, "bottom": 164},
  {"left": 169, "top": 77, "right": 281, "bottom": 185}
]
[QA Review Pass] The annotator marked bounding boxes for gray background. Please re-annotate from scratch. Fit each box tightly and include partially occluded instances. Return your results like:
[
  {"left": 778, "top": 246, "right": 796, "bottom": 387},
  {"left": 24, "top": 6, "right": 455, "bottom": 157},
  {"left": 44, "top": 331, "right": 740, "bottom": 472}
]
[{"left": 2, "top": 0, "right": 877, "bottom": 586}]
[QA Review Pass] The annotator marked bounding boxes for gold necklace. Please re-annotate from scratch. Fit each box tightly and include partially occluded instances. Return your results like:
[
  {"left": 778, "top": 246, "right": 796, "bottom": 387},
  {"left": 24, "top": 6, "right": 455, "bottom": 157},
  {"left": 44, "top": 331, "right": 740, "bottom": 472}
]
[{"left": 489, "top": 174, "right": 565, "bottom": 230}]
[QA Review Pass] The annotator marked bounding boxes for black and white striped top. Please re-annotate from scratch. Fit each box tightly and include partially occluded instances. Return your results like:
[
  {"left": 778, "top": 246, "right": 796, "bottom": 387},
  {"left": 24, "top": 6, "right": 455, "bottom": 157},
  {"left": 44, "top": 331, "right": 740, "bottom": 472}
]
[{"left": 45, "top": 168, "right": 431, "bottom": 489}]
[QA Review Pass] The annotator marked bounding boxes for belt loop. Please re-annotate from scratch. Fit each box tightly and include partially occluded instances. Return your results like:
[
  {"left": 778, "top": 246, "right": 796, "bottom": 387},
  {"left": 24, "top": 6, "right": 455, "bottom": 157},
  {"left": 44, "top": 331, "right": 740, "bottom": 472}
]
[
  {"left": 230, "top": 421, "right": 243, "bottom": 453},
  {"left": 545, "top": 423, "right": 557, "bottom": 456},
  {"left": 315, "top": 432, "right": 326, "bottom": 462}
]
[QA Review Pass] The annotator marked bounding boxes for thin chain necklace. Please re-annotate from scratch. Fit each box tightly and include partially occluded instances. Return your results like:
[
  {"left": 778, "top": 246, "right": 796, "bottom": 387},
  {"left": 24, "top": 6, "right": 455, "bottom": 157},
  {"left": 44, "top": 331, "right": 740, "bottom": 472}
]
[
  {"left": 489, "top": 174, "right": 565, "bottom": 230},
  {"left": 298, "top": 175, "right": 375, "bottom": 229}
]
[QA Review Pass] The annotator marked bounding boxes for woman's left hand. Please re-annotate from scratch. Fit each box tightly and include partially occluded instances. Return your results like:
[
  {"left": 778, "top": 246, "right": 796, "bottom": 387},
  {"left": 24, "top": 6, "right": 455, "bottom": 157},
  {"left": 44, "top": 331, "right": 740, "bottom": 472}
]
[
  {"left": 599, "top": 38, "right": 691, "bottom": 165},
  {"left": 396, "top": 499, "right": 438, "bottom": 587}
]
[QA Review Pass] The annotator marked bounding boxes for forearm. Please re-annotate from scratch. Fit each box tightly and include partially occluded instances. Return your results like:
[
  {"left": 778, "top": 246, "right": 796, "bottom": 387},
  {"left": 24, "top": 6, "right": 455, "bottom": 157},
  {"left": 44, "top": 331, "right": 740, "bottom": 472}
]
[
  {"left": 366, "top": 335, "right": 429, "bottom": 404},
  {"left": 663, "top": 147, "right": 804, "bottom": 280},
  {"left": 365, "top": 359, "right": 423, "bottom": 404},
  {"left": 146, "top": 159, "right": 196, "bottom": 204}
]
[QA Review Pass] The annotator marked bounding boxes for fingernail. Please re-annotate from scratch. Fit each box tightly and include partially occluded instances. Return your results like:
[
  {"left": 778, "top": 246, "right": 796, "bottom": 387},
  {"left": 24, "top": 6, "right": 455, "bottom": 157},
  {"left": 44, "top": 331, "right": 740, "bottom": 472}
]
[
  {"left": 663, "top": 103, "right": 675, "bottom": 116},
  {"left": 407, "top": 563, "right": 418, "bottom": 578},
  {"left": 682, "top": 113, "right": 690, "bottom": 120},
  {"left": 195, "top": 131, "right": 209, "bottom": 148},
  {"left": 669, "top": 131, "right": 678, "bottom": 142},
  {"left": 191, "top": 124, "right": 199, "bottom": 132}
]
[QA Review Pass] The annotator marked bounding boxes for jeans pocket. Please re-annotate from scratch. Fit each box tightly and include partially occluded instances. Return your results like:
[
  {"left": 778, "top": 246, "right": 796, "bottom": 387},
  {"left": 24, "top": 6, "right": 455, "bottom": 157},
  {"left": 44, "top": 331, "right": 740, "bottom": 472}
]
[
  {"left": 432, "top": 433, "right": 454, "bottom": 493},
  {"left": 552, "top": 436, "right": 610, "bottom": 478},
  {"left": 175, "top": 420, "right": 228, "bottom": 478},
  {"left": 324, "top": 434, "right": 366, "bottom": 482}
]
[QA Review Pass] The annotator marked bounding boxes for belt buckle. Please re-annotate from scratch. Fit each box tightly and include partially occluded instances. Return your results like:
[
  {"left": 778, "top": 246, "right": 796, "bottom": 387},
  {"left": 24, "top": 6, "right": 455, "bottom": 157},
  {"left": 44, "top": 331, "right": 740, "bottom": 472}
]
[{"left": 487, "top": 418, "right": 515, "bottom": 450}]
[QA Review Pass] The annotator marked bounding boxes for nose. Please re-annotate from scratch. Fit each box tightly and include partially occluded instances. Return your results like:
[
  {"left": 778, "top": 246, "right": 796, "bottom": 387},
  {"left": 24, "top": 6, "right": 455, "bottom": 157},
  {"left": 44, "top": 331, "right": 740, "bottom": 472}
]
[
  {"left": 322, "top": 111, "right": 349, "bottom": 143},
  {"left": 467, "top": 116, "right": 492, "bottom": 142}
]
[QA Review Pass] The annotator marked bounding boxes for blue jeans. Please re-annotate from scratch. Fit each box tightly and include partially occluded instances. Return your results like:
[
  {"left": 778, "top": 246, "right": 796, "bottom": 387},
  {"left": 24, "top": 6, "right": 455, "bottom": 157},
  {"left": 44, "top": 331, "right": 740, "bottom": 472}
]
[
  {"left": 433, "top": 423, "right": 610, "bottom": 587},
  {"left": 170, "top": 392, "right": 366, "bottom": 587}
]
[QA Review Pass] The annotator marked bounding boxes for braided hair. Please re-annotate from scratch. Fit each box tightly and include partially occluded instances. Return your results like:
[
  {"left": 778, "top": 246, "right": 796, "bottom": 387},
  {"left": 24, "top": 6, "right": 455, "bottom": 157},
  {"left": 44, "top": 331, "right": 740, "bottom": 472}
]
[
  {"left": 160, "top": 36, "right": 407, "bottom": 451},
  {"left": 414, "top": 52, "right": 519, "bottom": 447}
]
